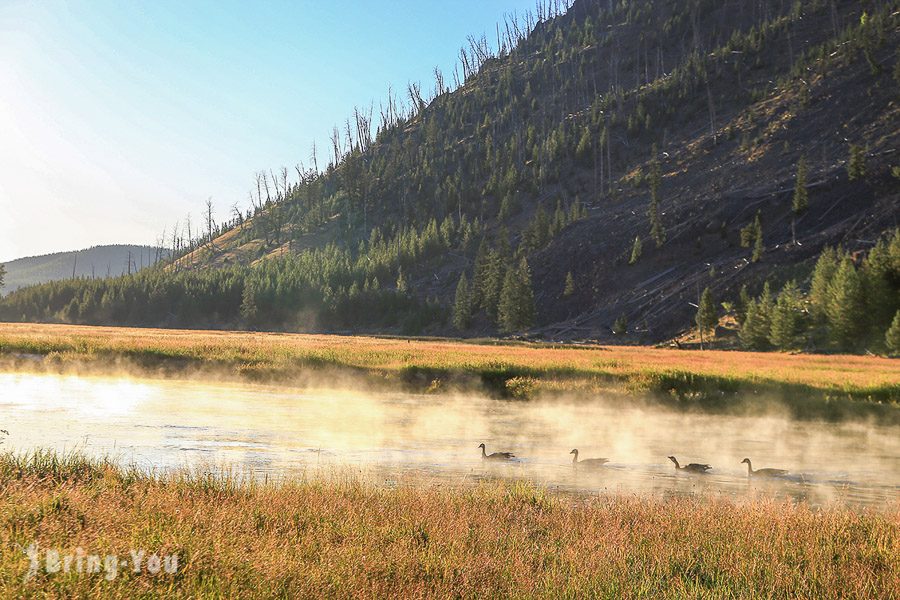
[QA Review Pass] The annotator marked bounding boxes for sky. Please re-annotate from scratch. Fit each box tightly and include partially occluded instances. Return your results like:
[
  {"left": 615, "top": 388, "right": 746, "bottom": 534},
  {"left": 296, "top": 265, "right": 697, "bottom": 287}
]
[{"left": 0, "top": 0, "right": 535, "bottom": 262}]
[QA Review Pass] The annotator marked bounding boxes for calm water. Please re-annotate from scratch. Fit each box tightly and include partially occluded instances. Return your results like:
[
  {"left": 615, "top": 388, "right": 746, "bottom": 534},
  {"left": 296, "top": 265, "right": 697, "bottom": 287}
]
[{"left": 0, "top": 372, "right": 897, "bottom": 509}]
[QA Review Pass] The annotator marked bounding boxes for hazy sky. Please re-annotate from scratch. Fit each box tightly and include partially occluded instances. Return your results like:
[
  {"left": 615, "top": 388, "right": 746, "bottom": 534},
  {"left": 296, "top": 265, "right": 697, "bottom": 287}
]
[{"left": 0, "top": 0, "right": 533, "bottom": 262}]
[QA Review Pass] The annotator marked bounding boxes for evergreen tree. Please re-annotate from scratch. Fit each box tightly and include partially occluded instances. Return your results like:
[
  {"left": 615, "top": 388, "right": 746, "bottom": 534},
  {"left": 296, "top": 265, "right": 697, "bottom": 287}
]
[
  {"left": 752, "top": 224, "right": 764, "bottom": 263},
  {"left": 860, "top": 237, "right": 897, "bottom": 337},
  {"left": 648, "top": 147, "right": 665, "bottom": 247},
  {"left": 471, "top": 238, "right": 491, "bottom": 308},
  {"left": 769, "top": 280, "right": 804, "bottom": 350},
  {"left": 749, "top": 212, "right": 764, "bottom": 262},
  {"left": 886, "top": 310, "right": 900, "bottom": 355},
  {"left": 736, "top": 284, "right": 751, "bottom": 325},
  {"left": 482, "top": 250, "right": 506, "bottom": 318},
  {"left": 740, "top": 283, "right": 773, "bottom": 350},
  {"left": 809, "top": 246, "right": 839, "bottom": 323},
  {"left": 792, "top": 157, "right": 808, "bottom": 214},
  {"left": 612, "top": 315, "right": 628, "bottom": 335},
  {"left": 695, "top": 286, "right": 718, "bottom": 349},
  {"left": 740, "top": 299, "right": 767, "bottom": 350},
  {"left": 575, "top": 127, "right": 592, "bottom": 165},
  {"left": 629, "top": 236, "right": 643, "bottom": 265},
  {"left": 563, "top": 271, "right": 575, "bottom": 297},
  {"left": 498, "top": 257, "right": 535, "bottom": 333},
  {"left": 741, "top": 211, "right": 764, "bottom": 262},
  {"left": 396, "top": 267, "right": 408, "bottom": 294},
  {"left": 0, "top": 264, "right": 5, "bottom": 289},
  {"left": 452, "top": 273, "right": 472, "bottom": 331},
  {"left": 240, "top": 282, "right": 258, "bottom": 326},
  {"left": 848, "top": 144, "right": 867, "bottom": 181},
  {"left": 825, "top": 258, "right": 865, "bottom": 349},
  {"left": 792, "top": 157, "right": 808, "bottom": 244}
]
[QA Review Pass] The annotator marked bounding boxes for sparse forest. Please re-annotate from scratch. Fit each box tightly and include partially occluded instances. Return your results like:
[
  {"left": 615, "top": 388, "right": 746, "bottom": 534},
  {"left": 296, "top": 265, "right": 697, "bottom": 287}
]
[{"left": 2, "top": 0, "right": 898, "bottom": 351}]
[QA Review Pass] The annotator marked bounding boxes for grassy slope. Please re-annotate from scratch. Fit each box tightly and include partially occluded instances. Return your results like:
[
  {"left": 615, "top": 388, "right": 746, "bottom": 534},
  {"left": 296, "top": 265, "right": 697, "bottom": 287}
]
[
  {"left": 0, "top": 323, "right": 898, "bottom": 420},
  {"left": 0, "top": 451, "right": 896, "bottom": 598}
]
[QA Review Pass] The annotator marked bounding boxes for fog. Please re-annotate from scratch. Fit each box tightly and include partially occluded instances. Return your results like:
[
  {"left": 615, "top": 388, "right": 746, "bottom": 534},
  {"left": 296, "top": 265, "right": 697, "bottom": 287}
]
[{"left": 0, "top": 372, "right": 897, "bottom": 509}]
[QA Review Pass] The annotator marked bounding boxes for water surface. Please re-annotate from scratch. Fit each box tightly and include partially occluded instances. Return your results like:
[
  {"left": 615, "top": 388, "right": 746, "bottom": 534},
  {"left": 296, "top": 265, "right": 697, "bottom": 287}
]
[{"left": 1, "top": 372, "right": 897, "bottom": 509}]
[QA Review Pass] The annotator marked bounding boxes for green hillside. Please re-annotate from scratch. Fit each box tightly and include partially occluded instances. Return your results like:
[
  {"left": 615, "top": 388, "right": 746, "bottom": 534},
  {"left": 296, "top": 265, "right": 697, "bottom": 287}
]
[{"left": 3, "top": 0, "right": 899, "bottom": 351}]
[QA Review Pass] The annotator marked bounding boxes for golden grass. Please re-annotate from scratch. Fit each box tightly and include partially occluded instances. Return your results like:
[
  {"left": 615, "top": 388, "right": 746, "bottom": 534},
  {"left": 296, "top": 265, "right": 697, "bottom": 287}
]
[
  {"left": 0, "top": 452, "right": 896, "bottom": 598},
  {"left": 0, "top": 322, "right": 897, "bottom": 400}
]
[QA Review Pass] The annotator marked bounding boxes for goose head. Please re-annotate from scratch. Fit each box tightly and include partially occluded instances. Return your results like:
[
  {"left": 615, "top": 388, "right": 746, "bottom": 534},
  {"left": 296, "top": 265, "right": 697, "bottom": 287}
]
[
  {"left": 667, "top": 456, "right": 677, "bottom": 463},
  {"left": 740, "top": 458, "right": 751, "bottom": 465},
  {"left": 569, "top": 449, "right": 578, "bottom": 456},
  {"left": 478, "top": 443, "right": 486, "bottom": 450}
]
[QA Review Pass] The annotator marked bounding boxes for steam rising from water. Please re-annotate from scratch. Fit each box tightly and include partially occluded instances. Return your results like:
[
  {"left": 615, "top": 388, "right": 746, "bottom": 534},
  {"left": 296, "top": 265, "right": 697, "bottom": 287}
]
[{"left": 1, "top": 372, "right": 897, "bottom": 509}]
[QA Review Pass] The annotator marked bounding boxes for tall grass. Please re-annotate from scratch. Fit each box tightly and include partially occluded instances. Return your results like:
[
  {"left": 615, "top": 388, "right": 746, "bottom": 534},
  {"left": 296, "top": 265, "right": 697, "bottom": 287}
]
[
  {"left": 0, "top": 452, "right": 896, "bottom": 597},
  {"left": 2, "top": 323, "right": 899, "bottom": 414}
]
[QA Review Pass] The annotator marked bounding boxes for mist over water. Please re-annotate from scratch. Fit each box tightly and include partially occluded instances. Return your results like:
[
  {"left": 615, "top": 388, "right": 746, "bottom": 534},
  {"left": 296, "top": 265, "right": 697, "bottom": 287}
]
[{"left": 1, "top": 372, "right": 897, "bottom": 509}]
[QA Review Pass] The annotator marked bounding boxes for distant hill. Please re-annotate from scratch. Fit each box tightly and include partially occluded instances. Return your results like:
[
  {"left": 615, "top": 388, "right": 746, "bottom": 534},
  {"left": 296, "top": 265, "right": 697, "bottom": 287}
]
[{"left": 1, "top": 245, "right": 164, "bottom": 295}]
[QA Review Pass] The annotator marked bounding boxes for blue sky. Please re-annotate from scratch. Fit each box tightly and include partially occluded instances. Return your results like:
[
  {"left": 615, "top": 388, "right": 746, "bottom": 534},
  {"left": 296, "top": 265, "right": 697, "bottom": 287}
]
[{"left": 0, "top": 0, "right": 534, "bottom": 261}]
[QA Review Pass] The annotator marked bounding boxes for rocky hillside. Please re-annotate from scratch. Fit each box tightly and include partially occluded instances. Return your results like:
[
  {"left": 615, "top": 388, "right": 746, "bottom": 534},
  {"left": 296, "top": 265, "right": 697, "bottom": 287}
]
[{"left": 3, "top": 0, "right": 899, "bottom": 343}]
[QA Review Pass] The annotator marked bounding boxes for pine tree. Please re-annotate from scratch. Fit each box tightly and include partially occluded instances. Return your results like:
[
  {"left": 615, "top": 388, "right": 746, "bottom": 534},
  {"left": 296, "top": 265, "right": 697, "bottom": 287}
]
[
  {"left": 240, "top": 282, "right": 258, "bottom": 326},
  {"left": 741, "top": 210, "right": 764, "bottom": 262},
  {"left": 769, "top": 280, "right": 804, "bottom": 350},
  {"left": 752, "top": 228, "right": 764, "bottom": 263},
  {"left": 498, "top": 257, "right": 535, "bottom": 333},
  {"left": 792, "top": 157, "right": 808, "bottom": 244},
  {"left": 0, "top": 264, "right": 5, "bottom": 289},
  {"left": 695, "top": 286, "right": 718, "bottom": 349},
  {"left": 563, "top": 271, "right": 575, "bottom": 297},
  {"left": 648, "top": 145, "right": 665, "bottom": 247},
  {"left": 740, "top": 300, "right": 767, "bottom": 350},
  {"left": 740, "top": 283, "right": 773, "bottom": 350},
  {"left": 471, "top": 238, "right": 491, "bottom": 308},
  {"left": 612, "top": 315, "right": 628, "bottom": 335},
  {"left": 575, "top": 127, "right": 592, "bottom": 165},
  {"left": 848, "top": 144, "right": 867, "bottom": 181},
  {"left": 792, "top": 157, "right": 808, "bottom": 214},
  {"left": 452, "top": 273, "right": 472, "bottom": 331},
  {"left": 861, "top": 237, "right": 896, "bottom": 337},
  {"left": 809, "top": 246, "right": 839, "bottom": 323},
  {"left": 736, "top": 284, "right": 751, "bottom": 325},
  {"left": 482, "top": 250, "right": 505, "bottom": 318},
  {"left": 629, "top": 236, "right": 643, "bottom": 265},
  {"left": 825, "top": 257, "right": 865, "bottom": 349},
  {"left": 396, "top": 267, "right": 408, "bottom": 294},
  {"left": 886, "top": 310, "right": 900, "bottom": 355}
]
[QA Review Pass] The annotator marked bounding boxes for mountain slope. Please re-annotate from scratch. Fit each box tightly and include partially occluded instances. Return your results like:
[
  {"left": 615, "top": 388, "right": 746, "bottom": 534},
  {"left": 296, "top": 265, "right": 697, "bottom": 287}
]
[
  {"left": 1, "top": 245, "right": 162, "bottom": 295},
  {"left": 2, "top": 0, "right": 899, "bottom": 343}
]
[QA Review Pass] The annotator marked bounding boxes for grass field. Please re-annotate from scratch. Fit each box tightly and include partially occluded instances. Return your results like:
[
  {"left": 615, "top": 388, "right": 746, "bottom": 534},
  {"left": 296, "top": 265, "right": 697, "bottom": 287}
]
[
  {"left": 0, "top": 323, "right": 898, "bottom": 418},
  {"left": 0, "top": 451, "right": 896, "bottom": 598}
]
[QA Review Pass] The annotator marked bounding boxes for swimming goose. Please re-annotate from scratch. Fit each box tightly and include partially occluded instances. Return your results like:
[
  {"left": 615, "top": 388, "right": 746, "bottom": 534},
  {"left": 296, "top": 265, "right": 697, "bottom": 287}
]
[
  {"left": 479, "top": 443, "right": 515, "bottom": 461},
  {"left": 741, "top": 458, "right": 787, "bottom": 478},
  {"left": 668, "top": 456, "right": 712, "bottom": 473},
  {"left": 570, "top": 449, "right": 609, "bottom": 467}
]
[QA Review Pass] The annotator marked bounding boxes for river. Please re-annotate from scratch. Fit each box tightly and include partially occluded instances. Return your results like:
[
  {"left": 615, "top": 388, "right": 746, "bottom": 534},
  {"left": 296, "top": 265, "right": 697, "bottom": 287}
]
[{"left": 1, "top": 372, "right": 897, "bottom": 509}]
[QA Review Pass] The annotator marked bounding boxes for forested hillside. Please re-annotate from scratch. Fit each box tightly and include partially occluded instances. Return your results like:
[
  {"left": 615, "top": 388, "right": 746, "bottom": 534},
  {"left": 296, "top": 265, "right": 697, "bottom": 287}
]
[{"left": 3, "top": 0, "right": 899, "bottom": 352}]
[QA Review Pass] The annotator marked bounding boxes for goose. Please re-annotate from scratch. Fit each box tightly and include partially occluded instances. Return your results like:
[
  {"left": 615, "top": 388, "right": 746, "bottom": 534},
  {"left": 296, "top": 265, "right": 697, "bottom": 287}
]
[
  {"left": 479, "top": 443, "right": 515, "bottom": 461},
  {"left": 741, "top": 458, "right": 787, "bottom": 478},
  {"left": 570, "top": 449, "right": 609, "bottom": 467},
  {"left": 668, "top": 456, "right": 711, "bottom": 473}
]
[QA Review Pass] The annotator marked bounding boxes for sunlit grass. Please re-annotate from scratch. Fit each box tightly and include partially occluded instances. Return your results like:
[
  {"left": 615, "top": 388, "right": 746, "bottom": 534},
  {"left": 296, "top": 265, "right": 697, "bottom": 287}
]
[
  {"left": 0, "top": 323, "right": 898, "bottom": 410},
  {"left": 0, "top": 451, "right": 896, "bottom": 597}
]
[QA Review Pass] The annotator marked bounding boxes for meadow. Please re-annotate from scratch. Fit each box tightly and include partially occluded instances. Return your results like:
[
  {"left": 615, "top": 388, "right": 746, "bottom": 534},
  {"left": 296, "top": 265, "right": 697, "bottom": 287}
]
[
  {"left": 0, "top": 323, "right": 898, "bottom": 420},
  {"left": 0, "top": 451, "right": 896, "bottom": 598}
]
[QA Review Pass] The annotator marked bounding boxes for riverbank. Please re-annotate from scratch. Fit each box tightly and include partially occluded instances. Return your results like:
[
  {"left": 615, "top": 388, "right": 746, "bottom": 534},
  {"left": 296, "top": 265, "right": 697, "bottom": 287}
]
[
  {"left": 0, "top": 323, "right": 898, "bottom": 421},
  {"left": 0, "top": 451, "right": 896, "bottom": 597}
]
